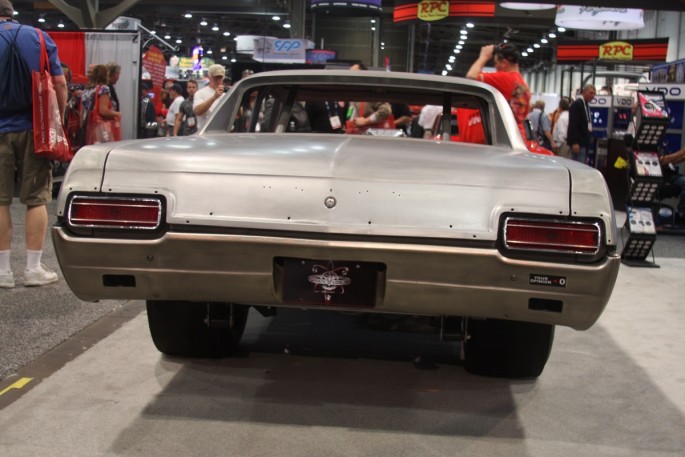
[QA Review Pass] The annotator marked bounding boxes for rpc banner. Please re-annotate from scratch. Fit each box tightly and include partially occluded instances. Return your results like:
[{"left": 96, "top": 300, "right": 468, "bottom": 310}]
[{"left": 252, "top": 37, "right": 308, "bottom": 63}]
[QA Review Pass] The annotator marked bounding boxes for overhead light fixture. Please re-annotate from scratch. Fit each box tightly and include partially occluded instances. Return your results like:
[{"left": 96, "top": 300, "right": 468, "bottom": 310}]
[
  {"left": 458, "top": 40, "right": 465, "bottom": 45},
  {"left": 212, "top": 24, "right": 219, "bottom": 31},
  {"left": 370, "top": 26, "right": 375, "bottom": 31},
  {"left": 223, "top": 31, "right": 230, "bottom": 36},
  {"left": 533, "top": 43, "right": 541, "bottom": 48},
  {"left": 176, "top": 39, "right": 182, "bottom": 44},
  {"left": 283, "top": 21, "right": 291, "bottom": 29},
  {"left": 556, "top": 6, "right": 645, "bottom": 30},
  {"left": 222, "top": 55, "right": 228, "bottom": 60},
  {"left": 541, "top": 38, "right": 548, "bottom": 44},
  {"left": 200, "top": 19, "right": 208, "bottom": 26},
  {"left": 272, "top": 15, "right": 281, "bottom": 21},
  {"left": 38, "top": 15, "right": 45, "bottom": 23},
  {"left": 207, "top": 49, "right": 213, "bottom": 55},
  {"left": 164, "top": 34, "right": 171, "bottom": 40},
  {"left": 557, "top": 27, "right": 566, "bottom": 32},
  {"left": 527, "top": 47, "right": 534, "bottom": 53},
  {"left": 500, "top": 3, "right": 556, "bottom": 10},
  {"left": 548, "top": 32, "right": 557, "bottom": 38},
  {"left": 57, "top": 20, "right": 64, "bottom": 28},
  {"left": 466, "top": 22, "right": 474, "bottom": 28},
  {"left": 522, "top": 52, "right": 529, "bottom": 56},
  {"left": 184, "top": 13, "right": 192, "bottom": 19}
]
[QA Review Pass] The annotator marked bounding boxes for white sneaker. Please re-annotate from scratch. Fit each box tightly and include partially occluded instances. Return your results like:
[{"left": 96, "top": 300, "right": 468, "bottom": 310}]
[
  {"left": 24, "top": 265, "right": 59, "bottom": 287},
  {"left": 0, "top": 270, "right": 15, "bottom": 288}
]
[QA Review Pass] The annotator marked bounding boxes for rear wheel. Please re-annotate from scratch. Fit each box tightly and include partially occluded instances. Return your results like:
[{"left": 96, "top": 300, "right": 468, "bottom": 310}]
[
  {"left": 146, "top": 300, "right": 249, "bottom": 357},
  {"left": 463, "top": 318, "right": 555, "bottom": 378}
]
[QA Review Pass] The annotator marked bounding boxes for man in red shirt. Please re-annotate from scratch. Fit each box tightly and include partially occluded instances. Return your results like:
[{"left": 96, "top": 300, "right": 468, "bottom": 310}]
[{"left": 466, "top": 43, "right": 530, "bottom": 139}]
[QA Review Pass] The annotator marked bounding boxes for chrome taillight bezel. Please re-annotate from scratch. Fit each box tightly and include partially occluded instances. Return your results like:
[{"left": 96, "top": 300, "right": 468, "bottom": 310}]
[
  {"left": 502, "top": 216, "right": 603, "bottom": 257},
  {"left": 67, "top": 195, "right": 163, "bottom": 230}
]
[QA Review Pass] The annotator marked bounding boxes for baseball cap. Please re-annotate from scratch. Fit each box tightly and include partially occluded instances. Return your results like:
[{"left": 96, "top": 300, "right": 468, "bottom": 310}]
[
  {"left": 208, "top": 64, "right": 226, "bottom": 77},
  {"left": 494, "top": 43, "right": 519, "bottom": 64}
]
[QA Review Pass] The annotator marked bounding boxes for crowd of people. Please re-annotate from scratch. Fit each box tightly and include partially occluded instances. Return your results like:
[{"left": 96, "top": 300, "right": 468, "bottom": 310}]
[{"left": 1, "top": 0, "right": 685, "bottom": 290}]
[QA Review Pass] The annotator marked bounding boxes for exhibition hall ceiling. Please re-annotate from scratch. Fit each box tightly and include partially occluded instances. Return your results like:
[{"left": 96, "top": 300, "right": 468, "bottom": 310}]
[{"left": 9, "top": 1, "right": 683, "bottom": 76}]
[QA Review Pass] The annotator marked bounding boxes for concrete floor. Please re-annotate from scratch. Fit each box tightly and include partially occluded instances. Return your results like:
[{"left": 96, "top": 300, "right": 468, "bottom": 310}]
[{"left": 0, "top": 256, "right": 684, "bottom": 456}]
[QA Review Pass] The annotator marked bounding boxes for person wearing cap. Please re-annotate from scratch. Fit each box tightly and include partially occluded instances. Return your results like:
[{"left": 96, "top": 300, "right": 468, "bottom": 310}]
[
  {"left": 164, "top": 83, "right": 183, "bottom": 136},
  {"left": 194, "top": 64, "right": 227, "bottom": 131},
  {"left": 466, "top": 43, "right": 531, "bottom": 139}
]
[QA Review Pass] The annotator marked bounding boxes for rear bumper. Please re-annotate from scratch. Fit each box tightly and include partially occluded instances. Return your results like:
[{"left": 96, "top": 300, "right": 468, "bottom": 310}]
[{"left": 52, "top": 227, "right": 620, "bottom": 330}]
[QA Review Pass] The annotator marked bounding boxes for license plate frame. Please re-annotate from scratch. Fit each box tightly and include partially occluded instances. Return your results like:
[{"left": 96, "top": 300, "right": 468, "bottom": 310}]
[{"left": 276, "top": 257, "right": 384, "bottom": 308}]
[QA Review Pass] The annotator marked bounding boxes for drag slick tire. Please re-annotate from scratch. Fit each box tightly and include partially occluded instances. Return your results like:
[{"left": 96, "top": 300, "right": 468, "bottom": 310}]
[
  {"left": 463, "top": 318, "right": 555, "bottom": 378},
  {"left": 146, "top": 300, "right": 249, "bottom": 357}
]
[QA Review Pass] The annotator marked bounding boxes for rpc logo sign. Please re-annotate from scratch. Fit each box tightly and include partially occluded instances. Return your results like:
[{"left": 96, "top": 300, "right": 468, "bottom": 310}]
[{"left": 274, "top": 40, "right": 302, "bottom": 53}]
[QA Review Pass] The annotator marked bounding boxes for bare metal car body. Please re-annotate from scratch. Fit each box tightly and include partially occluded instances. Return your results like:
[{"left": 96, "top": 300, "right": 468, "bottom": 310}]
[{"left": 52, "top": 70, "right": 620, "bottom": 377}]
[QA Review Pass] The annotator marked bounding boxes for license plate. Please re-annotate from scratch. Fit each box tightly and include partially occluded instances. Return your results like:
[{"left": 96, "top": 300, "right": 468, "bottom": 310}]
[{"left": 278, "top": 258, "right": 383, "bottom": 308}]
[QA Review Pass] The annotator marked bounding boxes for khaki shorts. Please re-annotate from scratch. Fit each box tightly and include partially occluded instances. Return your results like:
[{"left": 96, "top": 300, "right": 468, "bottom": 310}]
[
  {"left": 555, "top": 142, "right": 572, "bottom": 159},
  {"left": 0, "top": 130, "right": 53, "bottom": 206}
]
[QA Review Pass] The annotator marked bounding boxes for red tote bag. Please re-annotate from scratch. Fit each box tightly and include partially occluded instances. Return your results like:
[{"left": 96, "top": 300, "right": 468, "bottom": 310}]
[{"left": 32, "top": 28, "right": 72, "bottom": 162}]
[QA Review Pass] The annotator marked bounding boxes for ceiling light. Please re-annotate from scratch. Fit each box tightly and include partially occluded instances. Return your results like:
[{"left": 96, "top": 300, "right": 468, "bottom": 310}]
[
  {"left": 500, "top": 3, "right": 555, "bottom": 9},
  {"left": 446, "top": 64, "right": 453, "bottom": 71},
  {"left": 466, "top": 23, "right": 474, "bottom": 28},
  {"left": 541, "top": 38, "right": 548, "bottom": 44},
  {"left": 184, "top": 13, "right": 192, "bottom": 19},
  {"left": 460, "top": 30, "right": 468, "bottom": 35},
  {"left": 207, "top": 49, "right": 213, "bottom": 55},
  {"left": 522, "top": 52, "right": 529, "bottom": 56},
  {"left": 222, "top": 55, "right": 228, "bottom": 60},
  {"left": 231, "top": 57, "right": 237, "bottom": 63},
  {"left": 200, "top": 19, "right": 208, "bottom": 26},
  {"left": 441, "top": 70, "right": 448, "bottom": 76},
  {"left": 370, "top": 19, "right": 376, "bottom": 24},
  {"left": 212, "top": 24, "right": 219, "bottom": 31},
  {"left": 57, "top": 21, "right": 64, "bottom": 28},
  {"left": 176, "top": 39, "right": 182, "bottom": 44},
  {"left": 456, "top": 45, "right": 463, "bottom": 50},
  {"left": 458, "top": 40, "right": 465, "bottom": 45},
  {"left": 556, "top": 6, "right": 644, "bottom": 30},
  {"left": 449, "top": 56, "right": 455, "bottom": 62},
  {"left": 223, "top": 31, "right": 230, "bottom": 36},
  {"left": 272, "top": 15, "right": 280, "bottom": 21},
  {"left": 38, "top": 15, "right": 45, "bottom": 23},
  {"left": 557, "top": 27, "right": 566, "bottom": 32},
  {"left": 150, "top": 30, "right": 156, "bottom": 35},
  {"left": 164, "top": 34, "right": 171, "bottom": 40},
  {"left": 284, "top": 21, "right": 291, "bottom": 29},
  {"left": 370, "top": 26, "right": 375, "bottom": 31},
  {"left": 527, "top": 47, "right": 534, "bottom": 53},
  {"left": 548, "top": 32, "right": 556, "bottom": 38}
]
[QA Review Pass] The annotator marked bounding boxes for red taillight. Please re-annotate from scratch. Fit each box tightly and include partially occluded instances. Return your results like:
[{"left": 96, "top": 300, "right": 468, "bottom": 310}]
[
  {"left": 68, "top": 196, "right": 162, "bottom": 230},
  {"left": 504, "top": 218, "right": 601, "bottom": 255}
]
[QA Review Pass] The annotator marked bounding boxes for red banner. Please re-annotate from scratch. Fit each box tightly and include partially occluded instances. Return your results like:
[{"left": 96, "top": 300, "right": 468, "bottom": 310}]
[
  {"left": 142, "top": 46, "right": 167, "bottom": 88},
  {"left": 556, "top": 39, "right": 669, "bottom": 63},
  {"left": 394, "top": 0, "right": 495, "bottom": 24}
]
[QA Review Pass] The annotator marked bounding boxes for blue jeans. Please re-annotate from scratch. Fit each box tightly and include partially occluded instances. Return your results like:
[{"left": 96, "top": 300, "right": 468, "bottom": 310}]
[
  {"left": 673, "top": 174, "right": 685, "bottom": 216},
  {"left": 572, "top": 146, "right": 587, "bottom": 164}
]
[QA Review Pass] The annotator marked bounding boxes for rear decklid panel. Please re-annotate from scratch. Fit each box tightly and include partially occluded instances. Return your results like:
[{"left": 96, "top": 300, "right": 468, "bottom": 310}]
[{"left": 86, "top": 134, "right": 581, "bottom": 241}]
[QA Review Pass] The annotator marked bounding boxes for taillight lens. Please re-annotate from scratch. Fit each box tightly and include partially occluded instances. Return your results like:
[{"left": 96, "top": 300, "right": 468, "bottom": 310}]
[
  {"left": 68, "top": 196, "right": 162, "bottom": 230},
  {"left": 504, "top": 218, "right": 601, "bottom": 255}
]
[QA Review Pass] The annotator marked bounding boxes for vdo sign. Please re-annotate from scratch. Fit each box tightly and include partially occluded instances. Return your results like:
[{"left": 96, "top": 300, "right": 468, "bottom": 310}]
[
  {"left": 640, "top": 85, "right": 684, "bottom": 100},
  {"left": 417, "top": 0, "right": 449, "bottom": 21}
]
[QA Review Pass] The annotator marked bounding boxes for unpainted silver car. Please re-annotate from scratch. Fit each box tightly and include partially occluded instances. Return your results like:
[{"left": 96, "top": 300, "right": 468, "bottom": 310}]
[{"left": 52, "top": 70, "right": 620, "bottom": 377}]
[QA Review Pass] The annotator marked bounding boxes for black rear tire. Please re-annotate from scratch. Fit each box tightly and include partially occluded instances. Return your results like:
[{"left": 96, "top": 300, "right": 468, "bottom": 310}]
[
  {"left": 464, "top": 318, "right": 555, "bottom": 378},
  {"left": 146, "top": 300, "right": 249, "bottom": 357}
]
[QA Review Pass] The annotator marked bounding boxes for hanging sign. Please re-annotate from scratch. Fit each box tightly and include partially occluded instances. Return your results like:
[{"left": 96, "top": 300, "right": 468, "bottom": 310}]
[
  {"left": 417, "top": 0, "right": 450, "bottom": 21},
  {"left": 598, "top": 41, "right": 634, "bottom": 60}
]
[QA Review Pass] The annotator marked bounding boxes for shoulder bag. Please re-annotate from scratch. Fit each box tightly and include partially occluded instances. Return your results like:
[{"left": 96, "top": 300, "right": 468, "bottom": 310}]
[{"left": 32, "top": 28, "right": 73, "bottom": 162}]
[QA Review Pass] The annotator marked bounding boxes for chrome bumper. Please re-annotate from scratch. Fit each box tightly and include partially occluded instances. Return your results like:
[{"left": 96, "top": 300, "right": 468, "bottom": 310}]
[{"left": 52, "top": 227, "right": 620, "bottom": 330}]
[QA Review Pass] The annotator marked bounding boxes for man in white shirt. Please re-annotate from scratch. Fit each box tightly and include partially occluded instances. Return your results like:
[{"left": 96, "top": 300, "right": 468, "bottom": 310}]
[
  {"left": 553, "top": 98, "right": 571, "bottom": 158},
  {"left": 165, "top": 84, "right": 184, "bottom": 136},
  {"left": 194, "top": 64, "right": 227, "bottom": 131}
]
